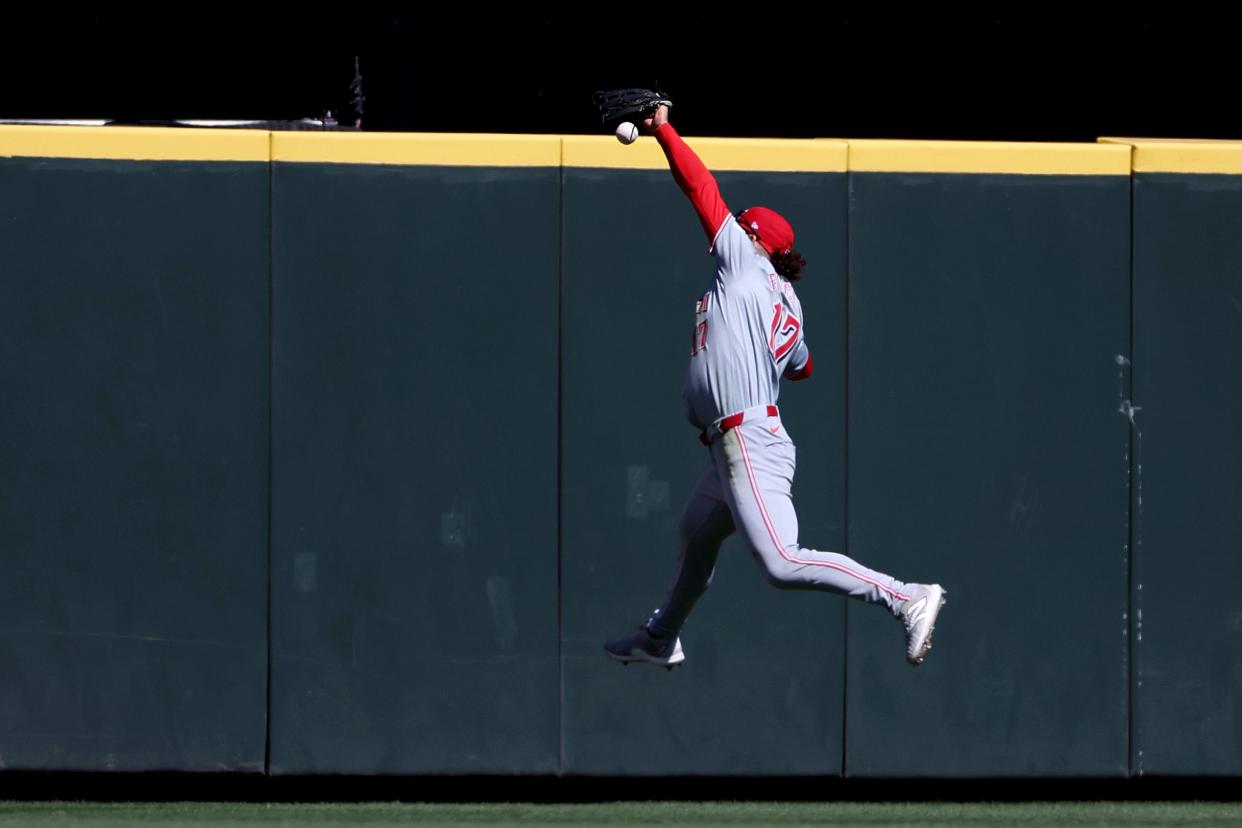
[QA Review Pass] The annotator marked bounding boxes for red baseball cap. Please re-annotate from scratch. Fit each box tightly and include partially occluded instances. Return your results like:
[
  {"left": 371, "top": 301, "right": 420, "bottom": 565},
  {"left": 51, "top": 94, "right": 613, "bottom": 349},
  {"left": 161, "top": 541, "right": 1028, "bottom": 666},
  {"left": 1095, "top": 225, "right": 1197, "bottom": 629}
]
[{"left": 736, "top": 206, "right": 794, "bottom": 255}]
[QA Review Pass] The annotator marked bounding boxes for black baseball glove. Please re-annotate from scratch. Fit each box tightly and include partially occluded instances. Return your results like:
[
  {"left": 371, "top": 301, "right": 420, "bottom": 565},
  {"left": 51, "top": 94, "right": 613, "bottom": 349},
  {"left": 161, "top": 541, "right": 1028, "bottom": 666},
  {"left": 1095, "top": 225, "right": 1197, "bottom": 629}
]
[{"left": 592, "top": 88, "right": 673, "bottom": 126}]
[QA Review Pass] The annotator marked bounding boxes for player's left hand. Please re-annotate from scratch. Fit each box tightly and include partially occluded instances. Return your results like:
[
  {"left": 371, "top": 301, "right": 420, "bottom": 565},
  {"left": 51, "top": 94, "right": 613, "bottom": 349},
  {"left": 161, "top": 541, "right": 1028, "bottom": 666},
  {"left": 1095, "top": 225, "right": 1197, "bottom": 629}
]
[{"left": 642, "top": 104, "right": 670, "bottom": 134}]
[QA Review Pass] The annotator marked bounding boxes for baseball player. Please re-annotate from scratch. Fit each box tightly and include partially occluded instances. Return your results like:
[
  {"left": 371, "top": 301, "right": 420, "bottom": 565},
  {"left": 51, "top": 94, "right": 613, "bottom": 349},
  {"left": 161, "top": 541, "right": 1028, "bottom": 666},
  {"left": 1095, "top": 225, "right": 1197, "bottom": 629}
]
[{"left": 604, "top": 105, "right": 946, "bottom": 668}]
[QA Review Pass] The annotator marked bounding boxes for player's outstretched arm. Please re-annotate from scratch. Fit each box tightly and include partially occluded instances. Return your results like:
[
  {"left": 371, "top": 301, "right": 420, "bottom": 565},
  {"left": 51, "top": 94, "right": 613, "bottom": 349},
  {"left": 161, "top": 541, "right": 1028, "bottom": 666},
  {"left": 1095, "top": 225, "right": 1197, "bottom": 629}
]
[{"left": 642, "top": 105, "right": 731, "bottom": 243}]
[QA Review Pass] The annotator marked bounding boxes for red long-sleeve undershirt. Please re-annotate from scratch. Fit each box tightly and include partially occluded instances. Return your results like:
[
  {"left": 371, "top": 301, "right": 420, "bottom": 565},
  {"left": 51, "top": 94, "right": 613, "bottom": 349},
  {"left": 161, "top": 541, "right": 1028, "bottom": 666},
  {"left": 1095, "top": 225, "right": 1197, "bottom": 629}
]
[
  {"left": 653, "top": 122, "right": 732, "bottom": 244},
  {"left": 654, "top": 122, "right": 813, "bottom": 383},
  {"left": 785, "top": 353, "right": 813, "bottom": 381}
]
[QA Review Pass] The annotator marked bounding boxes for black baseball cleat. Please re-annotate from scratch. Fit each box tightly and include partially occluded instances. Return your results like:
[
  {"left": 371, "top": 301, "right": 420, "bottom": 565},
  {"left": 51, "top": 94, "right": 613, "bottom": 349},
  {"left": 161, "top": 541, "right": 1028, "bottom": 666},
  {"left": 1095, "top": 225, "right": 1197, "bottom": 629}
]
[{"left": 604, "top": 626, "right": 686, "bottom": 668}]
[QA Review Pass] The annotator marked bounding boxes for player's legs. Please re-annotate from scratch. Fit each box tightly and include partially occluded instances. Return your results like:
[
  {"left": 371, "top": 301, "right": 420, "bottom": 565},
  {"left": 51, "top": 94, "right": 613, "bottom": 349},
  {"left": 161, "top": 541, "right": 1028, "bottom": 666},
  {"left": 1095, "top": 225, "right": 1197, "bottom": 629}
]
[
  {"left": 644, "top": 465, "right": 735, "bottom": 638},
  {"left": 714, "top": 419, "right": 912, "bottom": 614}
]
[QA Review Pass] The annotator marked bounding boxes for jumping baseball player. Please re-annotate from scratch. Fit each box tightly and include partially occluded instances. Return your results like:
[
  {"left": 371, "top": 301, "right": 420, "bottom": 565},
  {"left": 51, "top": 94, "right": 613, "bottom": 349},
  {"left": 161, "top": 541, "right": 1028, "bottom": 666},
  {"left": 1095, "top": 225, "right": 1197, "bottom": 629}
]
[{"left": 604, "top": 104, "right": 947, "bottom": 668}]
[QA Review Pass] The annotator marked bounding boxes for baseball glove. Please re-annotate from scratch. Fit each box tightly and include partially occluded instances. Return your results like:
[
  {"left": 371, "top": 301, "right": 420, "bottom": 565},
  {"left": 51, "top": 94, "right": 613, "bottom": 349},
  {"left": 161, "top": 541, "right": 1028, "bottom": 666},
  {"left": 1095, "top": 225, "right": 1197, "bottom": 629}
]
[{"left": 592, "top": 88, "right": 673, "bottom": 126}]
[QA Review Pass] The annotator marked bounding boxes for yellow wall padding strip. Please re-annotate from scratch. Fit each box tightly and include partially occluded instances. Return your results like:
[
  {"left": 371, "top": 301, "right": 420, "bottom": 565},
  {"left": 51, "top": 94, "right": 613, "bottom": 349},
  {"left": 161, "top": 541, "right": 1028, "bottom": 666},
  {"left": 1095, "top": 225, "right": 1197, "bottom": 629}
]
[
  {"left": 1099, "top": 138, "right": 1242, "bottom": 174},
  {"left": 561, "top": 136, "right": 848, "bottom": 172},
  {"left": 272, "top": 132, "right": 562, "bottom": 167},
  {"left": 849, "top": 139, "right": 1132, "bottom": 175},
  {"left": 16, "top": 125, "right": 1225, "bottom": 177},
  {"left": 0, "top": 125, "right": 270, "bottom": 161}
]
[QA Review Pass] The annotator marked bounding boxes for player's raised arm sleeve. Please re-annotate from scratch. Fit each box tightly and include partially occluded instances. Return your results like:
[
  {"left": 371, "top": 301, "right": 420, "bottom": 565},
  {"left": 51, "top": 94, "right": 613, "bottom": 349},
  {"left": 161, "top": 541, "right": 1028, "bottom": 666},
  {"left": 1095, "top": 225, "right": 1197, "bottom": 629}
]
[
  {"left": 653, "top": 122, "right": 732, "bottom": 243},
  {"left": 784, "top": 346, "right": 813, "bottom": 382}
]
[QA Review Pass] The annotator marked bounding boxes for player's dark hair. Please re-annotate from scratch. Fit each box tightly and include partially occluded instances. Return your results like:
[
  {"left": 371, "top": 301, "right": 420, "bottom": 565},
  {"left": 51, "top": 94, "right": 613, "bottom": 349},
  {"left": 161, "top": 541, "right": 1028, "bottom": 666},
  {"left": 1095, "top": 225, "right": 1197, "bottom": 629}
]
[{"left": 771, "top": 248, "right": 806, "bottom": 282}]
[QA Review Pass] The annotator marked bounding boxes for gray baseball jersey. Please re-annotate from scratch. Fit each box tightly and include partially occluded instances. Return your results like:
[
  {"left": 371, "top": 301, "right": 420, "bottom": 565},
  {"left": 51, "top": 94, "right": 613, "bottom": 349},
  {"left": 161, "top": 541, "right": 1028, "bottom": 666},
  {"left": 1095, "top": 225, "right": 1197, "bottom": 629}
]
[{"left": 682, "top": 215, "right": 810, "bottom": 430}]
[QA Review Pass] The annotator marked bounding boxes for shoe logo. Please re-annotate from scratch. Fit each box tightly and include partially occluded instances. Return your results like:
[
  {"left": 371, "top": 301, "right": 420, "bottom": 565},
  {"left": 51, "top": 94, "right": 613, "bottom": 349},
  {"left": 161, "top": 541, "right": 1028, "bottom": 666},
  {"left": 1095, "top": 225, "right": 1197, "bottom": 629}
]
[{"left": 904, "top": 597, "right": 928, "bottom": 627}]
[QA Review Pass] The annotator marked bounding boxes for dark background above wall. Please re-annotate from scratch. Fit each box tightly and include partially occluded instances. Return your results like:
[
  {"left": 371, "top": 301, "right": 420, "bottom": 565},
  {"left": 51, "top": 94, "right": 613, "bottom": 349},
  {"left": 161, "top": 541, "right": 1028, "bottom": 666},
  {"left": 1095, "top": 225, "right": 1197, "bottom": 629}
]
[{"left": 1, "top": 10, "right": 1235, "bottom": 141}]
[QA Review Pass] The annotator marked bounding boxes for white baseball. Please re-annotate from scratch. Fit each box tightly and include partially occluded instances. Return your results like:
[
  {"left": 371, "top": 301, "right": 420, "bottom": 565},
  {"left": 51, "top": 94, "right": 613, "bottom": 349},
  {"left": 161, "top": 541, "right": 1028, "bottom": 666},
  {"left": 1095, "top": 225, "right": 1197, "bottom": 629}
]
[{"left": 615, "top": 121, "right": 639, "bottom": 145}]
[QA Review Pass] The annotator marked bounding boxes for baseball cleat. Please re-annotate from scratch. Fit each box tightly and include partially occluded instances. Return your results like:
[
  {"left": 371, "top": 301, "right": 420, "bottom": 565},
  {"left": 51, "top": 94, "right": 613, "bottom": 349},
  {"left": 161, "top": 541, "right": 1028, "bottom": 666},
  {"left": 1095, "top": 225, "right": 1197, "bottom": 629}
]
[
  {"left": 899, "top": 584, "right": 947, "bottom": 666},
  {"left": 604, "top": 626, "right": 686, "bottom": 668}
]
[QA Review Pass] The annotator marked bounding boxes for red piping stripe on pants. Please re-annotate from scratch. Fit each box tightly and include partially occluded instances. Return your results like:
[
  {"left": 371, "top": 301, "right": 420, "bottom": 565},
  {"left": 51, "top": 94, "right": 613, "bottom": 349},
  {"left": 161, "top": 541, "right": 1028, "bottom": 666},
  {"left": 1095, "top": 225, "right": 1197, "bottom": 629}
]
[{"left": 734, "top": 428, "right": 911, "bottom": 603}]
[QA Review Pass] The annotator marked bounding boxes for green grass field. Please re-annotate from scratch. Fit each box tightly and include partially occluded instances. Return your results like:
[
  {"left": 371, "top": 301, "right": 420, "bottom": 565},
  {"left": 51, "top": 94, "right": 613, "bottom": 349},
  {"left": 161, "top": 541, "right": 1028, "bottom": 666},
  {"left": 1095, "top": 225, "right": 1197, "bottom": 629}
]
[{"left": 1, "top": 802, "right": 1241, "bottom": 827}]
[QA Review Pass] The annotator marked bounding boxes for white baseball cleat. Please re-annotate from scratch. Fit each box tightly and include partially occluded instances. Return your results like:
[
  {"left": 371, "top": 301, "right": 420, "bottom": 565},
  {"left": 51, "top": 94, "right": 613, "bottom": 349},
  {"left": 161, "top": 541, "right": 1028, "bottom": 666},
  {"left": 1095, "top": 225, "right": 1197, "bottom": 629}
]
[
  {"left": 899, "top": 584, "right": 947, "bottom": 667},
  {"left": 604, "top": 626, "right": 686, "bottom": 670}
]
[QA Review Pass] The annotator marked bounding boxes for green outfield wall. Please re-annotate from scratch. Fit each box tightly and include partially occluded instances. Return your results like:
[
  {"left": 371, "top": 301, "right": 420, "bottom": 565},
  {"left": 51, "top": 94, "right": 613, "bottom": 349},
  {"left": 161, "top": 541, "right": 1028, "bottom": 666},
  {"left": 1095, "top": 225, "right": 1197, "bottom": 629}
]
[
  {"left": 1, "top": 125, "right": 1236, "bottom": 777},
  {"left": 0, "top": 128, "right": 270, "bottom": 770}
]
